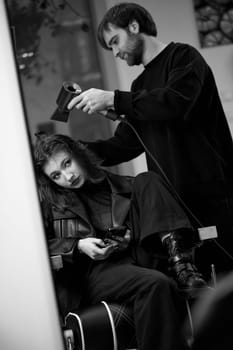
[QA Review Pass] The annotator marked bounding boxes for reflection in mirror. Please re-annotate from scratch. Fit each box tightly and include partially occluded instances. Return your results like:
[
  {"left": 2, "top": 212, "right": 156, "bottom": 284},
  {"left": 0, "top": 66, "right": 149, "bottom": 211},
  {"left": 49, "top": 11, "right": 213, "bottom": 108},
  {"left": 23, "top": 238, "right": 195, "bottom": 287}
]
[{"left": 6, "top": 1, "right": 233, "bottom": 349}]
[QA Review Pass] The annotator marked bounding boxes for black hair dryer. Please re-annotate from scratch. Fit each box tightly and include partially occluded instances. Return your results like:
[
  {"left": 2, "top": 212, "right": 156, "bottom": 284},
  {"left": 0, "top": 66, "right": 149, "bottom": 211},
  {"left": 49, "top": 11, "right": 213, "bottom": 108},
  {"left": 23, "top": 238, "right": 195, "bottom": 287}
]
[
  {"left": 51, "top": 81, "right": 82, "bottom": 122},
  {"left": 51, "top": 80, "right": 121, "bottom": 123}
]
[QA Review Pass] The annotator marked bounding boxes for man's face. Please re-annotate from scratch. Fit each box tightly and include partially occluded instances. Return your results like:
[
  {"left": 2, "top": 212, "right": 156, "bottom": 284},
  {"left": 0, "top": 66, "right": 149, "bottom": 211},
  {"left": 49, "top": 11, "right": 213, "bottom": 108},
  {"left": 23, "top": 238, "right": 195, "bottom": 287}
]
[
  {"left": 43, "top": 150, "right": 87, "bottom": 189},
  {"left": 103, "top": 23, "right": 143, "bottom": 66}
]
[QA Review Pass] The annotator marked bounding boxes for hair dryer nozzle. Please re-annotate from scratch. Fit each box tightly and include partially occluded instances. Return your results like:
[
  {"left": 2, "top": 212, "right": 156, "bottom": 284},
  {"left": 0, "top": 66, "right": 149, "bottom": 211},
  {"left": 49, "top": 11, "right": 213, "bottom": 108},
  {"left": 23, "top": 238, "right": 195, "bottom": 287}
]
[
  {"left": 50, "top": 108, "right": 70, "bottom": 122},
  {"left": 51, "top": 81, "right": 81, "bottom": 122}
]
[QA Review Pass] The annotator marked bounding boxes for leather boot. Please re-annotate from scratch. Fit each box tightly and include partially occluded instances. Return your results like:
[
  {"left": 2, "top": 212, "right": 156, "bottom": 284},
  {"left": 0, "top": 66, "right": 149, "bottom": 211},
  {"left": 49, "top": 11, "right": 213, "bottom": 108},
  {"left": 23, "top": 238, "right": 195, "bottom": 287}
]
[{"left": 163, "top": 231, "right": 207, "bottom": 293}]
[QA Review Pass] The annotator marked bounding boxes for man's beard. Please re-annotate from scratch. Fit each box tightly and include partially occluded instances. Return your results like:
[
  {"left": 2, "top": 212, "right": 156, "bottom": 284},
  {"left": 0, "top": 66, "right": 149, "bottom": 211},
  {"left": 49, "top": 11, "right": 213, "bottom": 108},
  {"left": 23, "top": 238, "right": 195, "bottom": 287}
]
[{"left": 125, "top": 33, "right": 144, "bottom": 66}]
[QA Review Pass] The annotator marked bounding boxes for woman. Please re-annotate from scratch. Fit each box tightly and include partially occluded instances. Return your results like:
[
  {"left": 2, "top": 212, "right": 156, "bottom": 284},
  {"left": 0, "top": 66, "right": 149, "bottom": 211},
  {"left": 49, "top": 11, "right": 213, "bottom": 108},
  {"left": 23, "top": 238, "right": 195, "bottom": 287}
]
[{"left": 34, "top": 133, "right": 204, "bottom": 350}]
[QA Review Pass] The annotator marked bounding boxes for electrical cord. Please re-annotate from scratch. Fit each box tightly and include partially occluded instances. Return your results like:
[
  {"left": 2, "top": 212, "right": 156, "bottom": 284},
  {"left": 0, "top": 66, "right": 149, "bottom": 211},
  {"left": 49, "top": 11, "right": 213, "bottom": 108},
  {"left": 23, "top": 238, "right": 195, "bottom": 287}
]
[{"left": 116, "top": 116, "right": 233, "bottom": 263}]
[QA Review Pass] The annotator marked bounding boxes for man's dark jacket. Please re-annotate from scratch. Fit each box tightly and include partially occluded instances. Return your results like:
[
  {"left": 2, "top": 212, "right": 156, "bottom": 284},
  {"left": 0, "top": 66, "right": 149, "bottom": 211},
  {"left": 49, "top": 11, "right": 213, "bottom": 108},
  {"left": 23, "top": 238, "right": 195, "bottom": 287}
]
[{"left": 83, "top": 42, "right": 233, "bottom": 273}]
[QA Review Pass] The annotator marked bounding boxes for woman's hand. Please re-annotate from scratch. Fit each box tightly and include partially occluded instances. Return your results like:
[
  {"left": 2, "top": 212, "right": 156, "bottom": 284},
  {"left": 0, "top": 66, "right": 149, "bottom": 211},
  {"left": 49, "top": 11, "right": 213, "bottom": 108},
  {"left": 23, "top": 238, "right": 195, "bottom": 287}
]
[{"left": 78, "top": 237, "right": 118, "bottom": 260}]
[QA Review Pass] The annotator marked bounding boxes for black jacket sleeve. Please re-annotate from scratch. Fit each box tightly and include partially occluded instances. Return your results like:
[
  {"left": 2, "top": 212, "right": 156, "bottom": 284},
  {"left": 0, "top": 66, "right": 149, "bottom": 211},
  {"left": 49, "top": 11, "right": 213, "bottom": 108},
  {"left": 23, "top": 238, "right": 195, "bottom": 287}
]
[
  {"left": 80, "top": 45, "right": 208, "bottom": 166},
  {"left": 82, "top": 120, "right": 144, "bottom": 166},
  {"left": 48, "top": 237, "right": 79, "bottom": 264}
]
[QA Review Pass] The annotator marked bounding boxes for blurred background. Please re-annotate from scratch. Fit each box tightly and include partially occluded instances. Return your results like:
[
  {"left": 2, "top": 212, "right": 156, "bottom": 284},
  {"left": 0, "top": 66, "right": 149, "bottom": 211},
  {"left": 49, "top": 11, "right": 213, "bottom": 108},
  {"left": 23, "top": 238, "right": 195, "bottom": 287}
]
[{"left": 5, "top": 0, "right": 233, "bottom": 176}]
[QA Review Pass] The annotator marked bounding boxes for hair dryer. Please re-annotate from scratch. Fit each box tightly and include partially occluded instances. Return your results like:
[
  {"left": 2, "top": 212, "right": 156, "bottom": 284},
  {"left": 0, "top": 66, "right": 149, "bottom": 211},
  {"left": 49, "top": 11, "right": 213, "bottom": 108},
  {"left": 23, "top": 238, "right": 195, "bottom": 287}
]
[
  {"left": 51, "top": 81, "right": 121, "bottom": 122},
  {"left": 51, "top": 81, "right": 81, "bottom": 122}
]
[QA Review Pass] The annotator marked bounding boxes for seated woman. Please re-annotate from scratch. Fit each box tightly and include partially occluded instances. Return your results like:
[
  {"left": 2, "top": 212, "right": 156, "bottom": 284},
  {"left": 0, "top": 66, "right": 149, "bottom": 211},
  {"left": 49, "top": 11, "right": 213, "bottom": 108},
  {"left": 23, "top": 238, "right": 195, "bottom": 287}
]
[{"left": 33, "top": 133, "right": 206, "bottom": 350}]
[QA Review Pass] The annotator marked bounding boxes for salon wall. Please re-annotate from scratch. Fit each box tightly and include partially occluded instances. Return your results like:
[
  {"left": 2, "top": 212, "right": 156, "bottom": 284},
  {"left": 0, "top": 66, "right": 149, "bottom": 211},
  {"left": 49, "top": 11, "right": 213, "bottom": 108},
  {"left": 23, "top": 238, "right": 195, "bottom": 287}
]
[{"left": 90, "top": 0, "right": 233, "bottom": 175}]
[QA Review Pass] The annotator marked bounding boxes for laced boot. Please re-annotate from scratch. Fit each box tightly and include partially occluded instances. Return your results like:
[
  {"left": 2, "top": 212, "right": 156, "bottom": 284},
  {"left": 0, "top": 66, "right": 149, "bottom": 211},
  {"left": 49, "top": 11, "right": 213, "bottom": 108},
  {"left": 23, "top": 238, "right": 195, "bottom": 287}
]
[{"left": 163, "top": 231, "right": 207, "bottom": 294}]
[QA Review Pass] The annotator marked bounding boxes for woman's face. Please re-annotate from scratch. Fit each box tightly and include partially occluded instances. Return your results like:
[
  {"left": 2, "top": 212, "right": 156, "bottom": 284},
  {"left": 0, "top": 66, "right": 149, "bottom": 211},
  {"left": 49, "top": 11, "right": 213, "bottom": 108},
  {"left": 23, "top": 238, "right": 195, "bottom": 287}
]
[{"left": 43, "top": 150, "right": 87, "bottom": 189}]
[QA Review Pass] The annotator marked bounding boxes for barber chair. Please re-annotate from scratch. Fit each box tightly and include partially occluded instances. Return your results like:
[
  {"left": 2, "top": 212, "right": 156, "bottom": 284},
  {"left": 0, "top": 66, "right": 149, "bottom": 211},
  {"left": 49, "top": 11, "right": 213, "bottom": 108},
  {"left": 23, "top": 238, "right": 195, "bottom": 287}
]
[
  {"left": 64, "top": 301, "right": 136, "bottom": 350},
  {"left": 51, "top": 255, "right": 213, "bottom": 350},
  {"left": 50, "top": 255, "right": 137, "bottom": 350}
]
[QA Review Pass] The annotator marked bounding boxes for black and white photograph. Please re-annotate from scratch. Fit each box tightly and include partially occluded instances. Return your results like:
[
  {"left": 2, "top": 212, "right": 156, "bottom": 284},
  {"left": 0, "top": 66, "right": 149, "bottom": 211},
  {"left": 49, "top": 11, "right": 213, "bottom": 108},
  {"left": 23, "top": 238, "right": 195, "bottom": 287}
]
[{"left": 1, "top": 1, "right": 233, "bottom": 350}]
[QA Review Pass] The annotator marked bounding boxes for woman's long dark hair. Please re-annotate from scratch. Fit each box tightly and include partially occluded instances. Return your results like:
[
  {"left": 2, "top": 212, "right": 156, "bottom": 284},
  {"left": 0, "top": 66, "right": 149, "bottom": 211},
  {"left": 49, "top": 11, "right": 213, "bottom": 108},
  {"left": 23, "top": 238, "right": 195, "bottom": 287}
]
[{"left": 34, "top": 133, "right": 105, "bottom": 213}]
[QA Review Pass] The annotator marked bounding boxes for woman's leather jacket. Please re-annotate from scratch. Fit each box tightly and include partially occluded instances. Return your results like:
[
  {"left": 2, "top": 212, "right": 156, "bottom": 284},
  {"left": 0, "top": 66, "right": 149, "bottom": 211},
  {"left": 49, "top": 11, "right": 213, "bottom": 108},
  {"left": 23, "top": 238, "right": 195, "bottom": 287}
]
[{"left": 46, "top": 172, "right": 134, "bottom": 267}]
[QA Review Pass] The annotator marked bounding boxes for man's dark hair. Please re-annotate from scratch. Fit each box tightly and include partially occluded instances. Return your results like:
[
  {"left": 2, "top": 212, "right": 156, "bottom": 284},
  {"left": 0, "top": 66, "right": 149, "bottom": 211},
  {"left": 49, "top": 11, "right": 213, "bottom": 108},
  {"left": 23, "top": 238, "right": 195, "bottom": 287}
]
[{"left": 98, "top": 2, "right": 157, "bottom": 50}]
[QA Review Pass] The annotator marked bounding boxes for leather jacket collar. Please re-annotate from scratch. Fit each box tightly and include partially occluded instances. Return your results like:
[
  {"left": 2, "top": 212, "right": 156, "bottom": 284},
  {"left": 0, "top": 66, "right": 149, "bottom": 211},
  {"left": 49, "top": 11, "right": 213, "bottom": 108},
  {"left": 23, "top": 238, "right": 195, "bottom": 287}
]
[{"left": 52, "top": 172, "right": 134, "bottom": 238}]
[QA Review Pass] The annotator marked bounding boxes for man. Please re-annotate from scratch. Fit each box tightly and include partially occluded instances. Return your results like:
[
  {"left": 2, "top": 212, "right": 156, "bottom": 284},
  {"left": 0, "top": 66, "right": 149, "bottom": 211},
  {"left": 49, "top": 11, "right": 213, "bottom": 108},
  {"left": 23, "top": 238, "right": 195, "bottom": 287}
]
[{"left": 68, "top": 2, "right": 233, "bottom": 279}]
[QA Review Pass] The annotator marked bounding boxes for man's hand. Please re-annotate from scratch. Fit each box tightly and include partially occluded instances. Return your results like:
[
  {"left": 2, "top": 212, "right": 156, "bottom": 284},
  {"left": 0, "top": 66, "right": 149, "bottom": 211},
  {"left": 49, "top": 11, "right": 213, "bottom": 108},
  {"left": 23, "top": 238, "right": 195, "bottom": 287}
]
[
  {"left": 78, "top": 237, "right": 118, "bottom": 260},
  {"left": 67, "top": 88, "right": 114, "bottom": 115}
]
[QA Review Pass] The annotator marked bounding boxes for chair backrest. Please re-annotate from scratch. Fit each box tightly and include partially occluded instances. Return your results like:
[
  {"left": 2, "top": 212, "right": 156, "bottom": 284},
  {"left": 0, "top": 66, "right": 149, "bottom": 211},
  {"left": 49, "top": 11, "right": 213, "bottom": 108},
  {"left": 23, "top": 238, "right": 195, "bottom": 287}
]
[{"left": 64, "top": 301, "right": 137, "bottom": 350}]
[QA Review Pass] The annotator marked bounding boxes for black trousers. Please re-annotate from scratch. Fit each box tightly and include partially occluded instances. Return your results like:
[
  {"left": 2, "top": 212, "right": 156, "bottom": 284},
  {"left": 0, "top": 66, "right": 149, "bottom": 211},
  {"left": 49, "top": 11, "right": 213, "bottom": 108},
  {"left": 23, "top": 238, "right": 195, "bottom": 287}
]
[
  {"left": 86, "top": 258, "right": 187, "bottom": 350},
  {"left": 84, "top": 172, "right": 192, "bottom": 350},
  {"left": 129, "top": 171, "right": 193, "bottom": 270}
]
